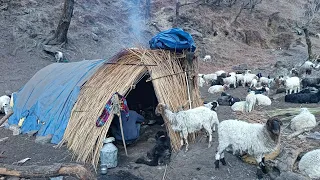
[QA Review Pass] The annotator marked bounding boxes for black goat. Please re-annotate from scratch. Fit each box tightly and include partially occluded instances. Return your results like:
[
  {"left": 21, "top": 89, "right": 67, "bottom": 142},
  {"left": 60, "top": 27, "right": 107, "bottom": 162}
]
[
  {"left": 301, "top": 78, "right": 320, "bottom": 88},
  {"left": 285, "top": 89, "right": 320, "bottom": 103},
  {"left": 135, "top": 131, "right": 171, "bottom": 166},
  {"left": 211, "top": 75, "right": 225, "bottom": 86}
]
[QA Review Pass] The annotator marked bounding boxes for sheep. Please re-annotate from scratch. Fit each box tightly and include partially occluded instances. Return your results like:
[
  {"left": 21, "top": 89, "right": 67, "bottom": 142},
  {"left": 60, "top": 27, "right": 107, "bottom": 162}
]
[
  {"left": 155, "top": 103, "right": 219, "bottom": 151},
  {"left": 249, "top": 86, "right": 270, "bottom": 96},
  {"left": 250, "top": 79, "right": 258, "bottom": 88},
  {"left": 208, "top": 85, "right": 228, "bottom": 94},
  {"left": 55, "top": 51, "right": 63, "bottom": 62},
  {"left": 211, "top": 74, "right": 225, "bottom": 86},
  {"left": 203, "top": 55, "right": 211, "bottom": 62},
  {"left": 290, "top": 108, "right": 316, "bottom": 131},
  {"left": 0, "top": 95, "right": 10, "bottom": 114},
  {"left": 231, "top": 101, "right": 246, "bottom": 112},
  {"left": 202, "top": 73, "right": 217, "bottom": 85},
  {"left": 301, "top": 77, "right": 320, "bottom": 88},
  {"left": 300, "top": 61, "right": 315, "bottom": 75},
  {"left": 215, "top": 70, "right": 226, "bottom": 76},
  {"left": 235, "top": 73, "right": 244, "bottom": 86},
  {"left": 284, "top": 89, "right": 320, "bottom": 103},
  {"left": 284, "top": 76, "right": 300, "bottom": 94},
  {"left": 298, "top": 149, "right": 320, "bottom": 179},
  {"left": 218, "top": 92, "right": 240, "bottom": 106},
  {"left": 245, "top": 91, "right": 256, "bottom": 112},
  {"left": 223, "top": 74, "right": 237, "bottom": 88},
  {"left": 198, "top": 76, "right": 205, "bottom": 87},
  {"left": 259, "top": 76, "right": 274, "bottom": 88},
  {"left": 203, "top": 101, "right": 219, "bottom": 111},
  {"left": 214, "top": 118, "right": 281, "bottom": 179},
  {"left": 255, "top": 94, "right": 271, "bottom": 106},
  {"left": 243, "top": 72, "right": 258, "bottom": 87}
]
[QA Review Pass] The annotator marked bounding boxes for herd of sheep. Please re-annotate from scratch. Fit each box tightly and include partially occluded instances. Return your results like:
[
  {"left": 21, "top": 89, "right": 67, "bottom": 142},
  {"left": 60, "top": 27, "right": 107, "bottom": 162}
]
[{"left": 154, "top": 59, "right": 320, "bottom": 179}]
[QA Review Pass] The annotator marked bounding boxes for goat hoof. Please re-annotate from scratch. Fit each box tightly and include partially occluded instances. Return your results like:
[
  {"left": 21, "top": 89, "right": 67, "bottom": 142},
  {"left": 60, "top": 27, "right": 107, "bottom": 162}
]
[
  {"left": 220, "top": 158, "right": 227, "bottom": 166},
  {"left": 214, "top": 160, "right": 219, "bottom": 169}
]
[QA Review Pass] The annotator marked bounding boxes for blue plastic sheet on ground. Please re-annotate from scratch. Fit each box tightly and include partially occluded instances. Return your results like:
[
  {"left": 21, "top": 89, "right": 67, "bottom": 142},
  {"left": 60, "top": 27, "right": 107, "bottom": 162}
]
[
  {"left": 149, "top": 28, "right": 196, "bottom": 52},
  {"left": 8, "top": 60, "right": 105, "bottom": 144}
]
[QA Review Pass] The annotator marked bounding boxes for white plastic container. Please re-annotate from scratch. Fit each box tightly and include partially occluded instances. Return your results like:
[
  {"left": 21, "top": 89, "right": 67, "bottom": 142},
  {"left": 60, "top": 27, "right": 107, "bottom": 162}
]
[{"left": 100, "top": 137, "right": 118, "bottom": 173}]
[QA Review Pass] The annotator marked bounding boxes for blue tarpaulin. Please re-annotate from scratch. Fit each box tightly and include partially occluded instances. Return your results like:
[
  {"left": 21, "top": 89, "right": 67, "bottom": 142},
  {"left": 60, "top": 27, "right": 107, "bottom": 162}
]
[
  {"left": 149, "top": 28, "right": 196, "bottom": 52},
  {"left": 8, "top": 60, "right": 105, "bottom": 144}
]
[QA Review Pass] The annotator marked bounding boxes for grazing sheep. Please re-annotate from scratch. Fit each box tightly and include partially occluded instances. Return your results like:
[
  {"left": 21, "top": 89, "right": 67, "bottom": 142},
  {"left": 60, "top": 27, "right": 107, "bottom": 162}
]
[
  {"left": 245, "top": 91, "right": 256, "bottom": 112},
  {"left": 284, "top": 76, "right": 300, "bottom": 94},
  {"left": 290, "top": 108, "right": 316, "bottom": 131},
  {"left": 300, "top": 61, "right": 315, "bottom": 75},
  {"left": 202, "top": 73, "right": 217, "bottom": 85},
  {"left": 231, "top": 101, "right": 246, "bottom": 112},
  {"left": 301, "top": 77, "right": 320, "bottom": 88},
  {"left": 214, "top": 118, "right": 281, "bottom": 179},
  {"left": 155, "top": 103, "right": 219, "bottom": 151},
  {"left": 299, "top": 149, "right": 320, "bottom": 179},
  {"left": 255, "top": 94, "right": 271, "bottom": 106},
  {"left": 208, "top": 85, "right": 228, "bottom": 94},
  {"left": 0, "top": 95, "right": 10, "bottom": 114},
  {"left": 204, "top": 101, "right": 219, "bottom": 111},
  {"left": 223, "top": 74, "right": 237, "bottom": 88},
  {"left": 203, "top": 55, "right": 211, "bottom": 62},
  {"left": 284, "top": 89, "right": 320, "bottom": 103}
]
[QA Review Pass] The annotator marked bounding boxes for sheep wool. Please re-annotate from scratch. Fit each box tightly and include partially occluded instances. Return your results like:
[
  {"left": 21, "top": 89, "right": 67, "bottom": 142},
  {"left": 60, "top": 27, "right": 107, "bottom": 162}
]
[
  {"left": 255, "top": 94, "right": 271, "bottom": 106},
  {"left": 216, "top": 120, "right": 279, "bottom": 156},
  {"left": 208, "top": 85, "right": 226, "bottom": 94},
  {"left": 0, "top": 95, "right": 10, "bottom": 114},
  {"left": 299, "top": 149, "right": 320, "bottom": 179},
  {"left": 290, "top": 108, "right": 316, "bottom": 131},
  {"left": 231, "top": 101, "right": 246, "bottom": 112},
  {"left": 198, "top": 76, "right": 205, "bottom": 87}
]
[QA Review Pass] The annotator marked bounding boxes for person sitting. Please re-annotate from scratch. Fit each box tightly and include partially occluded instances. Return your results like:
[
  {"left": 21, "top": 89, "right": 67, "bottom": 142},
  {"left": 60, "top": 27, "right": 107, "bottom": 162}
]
[{"left": 110, "top": 110, "right": 145, "bottom": 145}]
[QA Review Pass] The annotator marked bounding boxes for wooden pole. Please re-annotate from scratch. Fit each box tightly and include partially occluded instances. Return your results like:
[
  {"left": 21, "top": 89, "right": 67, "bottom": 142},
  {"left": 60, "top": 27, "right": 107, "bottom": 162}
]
[
  {"left": 185, "top": 72, "right": 192, "bottom": 109},
  {"left": 0, "top": 111, "right": 13, "bottom": 127},
  {"left": 114, "top": 95, "right": 128, "bottom": 156}
]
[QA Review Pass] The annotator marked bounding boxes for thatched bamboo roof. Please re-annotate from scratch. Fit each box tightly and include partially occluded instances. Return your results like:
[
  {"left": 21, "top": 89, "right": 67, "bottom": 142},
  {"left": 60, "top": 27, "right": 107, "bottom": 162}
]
[{"left": 61, "top": 49, "right": 202, "bottom": 168}]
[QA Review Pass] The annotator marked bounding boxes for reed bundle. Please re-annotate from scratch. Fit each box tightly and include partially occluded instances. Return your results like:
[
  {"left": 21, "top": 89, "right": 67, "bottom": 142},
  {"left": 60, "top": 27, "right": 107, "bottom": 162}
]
[{"left": 62, "top": 49, "right": 202, "bottom": 168}]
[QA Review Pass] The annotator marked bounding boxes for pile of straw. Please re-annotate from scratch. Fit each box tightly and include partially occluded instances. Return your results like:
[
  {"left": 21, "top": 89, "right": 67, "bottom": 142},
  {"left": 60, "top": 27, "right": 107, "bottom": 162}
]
[{"left": 62, "top": 49, "right": 202, "bottom": 168}]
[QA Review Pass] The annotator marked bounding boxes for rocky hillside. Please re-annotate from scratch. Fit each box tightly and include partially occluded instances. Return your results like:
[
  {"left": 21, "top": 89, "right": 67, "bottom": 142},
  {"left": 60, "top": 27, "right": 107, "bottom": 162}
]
[{"left": 1, "top": 0, "right": 320, "bottom": 93}]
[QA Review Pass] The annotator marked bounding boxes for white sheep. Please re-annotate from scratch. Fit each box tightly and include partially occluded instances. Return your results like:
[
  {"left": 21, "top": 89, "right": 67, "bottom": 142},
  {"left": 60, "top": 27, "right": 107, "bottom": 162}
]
[
  {"left": 198, "top": 76, "right": 205, "bottom": 87},
  {"left": 223, "top": 74, "right": 237, "bottom": 88},
  {"left": 203, "top": 55, "right": 211, "bottom": 62},
  {"left": 215, "top": 118, "right": 281, "bottom": 179},
  {"left": 290, "top": 108, "right": 316, "bottom": 131},
  {"left": 231, "top": 101, "right": 246, "bottom": 112},
  {"left": 202, "top": 73, "right": 217, "bottom": 85},
  {"left": 204, "top": 101, "right": 219, "bottom": 111},
  {"left": 259, "top": 77, "right": 274, "bottom": 88},
  {"left": 0, "top": 95, "right": 10, "bottom": 114},
  {"left": 208, "top": 85, "right": 227, "bottom": 94},
  {"left": 215, "top": 70, "right": 226, "bottom": 76},
  {"left": 243, "top": 72, "right": 257, "bottom": 87},
  {"left": 245, "top": 91, "right": 256, "bottom": 112},
  {"left": 255, "top": 94, "right": 271, "bottom": 106},
  {"left": 155, "top": 103, "right": 219, "bottom": 151},
  {"left": 284, "top": 76, "right": 300, "bottom": 94},
  {"left": 299, "top": 149, "right": 320, "bottom": 179},
  {"left": 250, "top": 79, "right": 258, "bottom": 88},
  {"left": 55, "top": 51, "right": 63, "bottom": 62},
  {"left": 235, "top": 73, "right": 244, "bottom": 86}
]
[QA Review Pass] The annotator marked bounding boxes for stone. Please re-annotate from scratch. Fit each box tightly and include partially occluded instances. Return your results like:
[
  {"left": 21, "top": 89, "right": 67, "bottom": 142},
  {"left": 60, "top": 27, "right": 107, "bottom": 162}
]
[{"left": 92, "top": 33, "right": 99, "bottom": 41}]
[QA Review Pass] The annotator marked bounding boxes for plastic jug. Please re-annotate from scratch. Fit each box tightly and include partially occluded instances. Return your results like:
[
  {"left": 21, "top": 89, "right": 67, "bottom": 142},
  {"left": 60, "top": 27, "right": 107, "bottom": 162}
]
[{"left": 100, "top": 137, "right": 118, "bottom": 174}]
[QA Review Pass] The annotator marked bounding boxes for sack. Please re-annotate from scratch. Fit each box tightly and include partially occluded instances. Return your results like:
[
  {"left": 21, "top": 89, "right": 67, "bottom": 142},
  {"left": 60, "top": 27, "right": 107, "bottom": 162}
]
[{"left": 149, "top": 28, "right": 196, "bottom": 52}]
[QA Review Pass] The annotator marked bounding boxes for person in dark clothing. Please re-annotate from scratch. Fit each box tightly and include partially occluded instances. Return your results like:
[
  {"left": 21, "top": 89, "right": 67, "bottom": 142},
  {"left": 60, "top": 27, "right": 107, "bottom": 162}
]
[{"left": 110, "top": 110, "right": 145, "bottom": 145}]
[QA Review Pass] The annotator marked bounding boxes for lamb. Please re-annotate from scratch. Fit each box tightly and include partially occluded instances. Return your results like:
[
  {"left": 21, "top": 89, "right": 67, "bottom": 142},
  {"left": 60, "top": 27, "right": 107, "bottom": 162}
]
[
  {"left": 284, "top": 89, "right": 320, "bottom": 103},
  {"left": 250, "top": 79, "right": 258, "bottom": 88},
  {"left": 203, "top": 101, "right": 219, "bottom": 111},
  {"left": 208, "top": 85, "right": 228, "bottom": 94},
  {"left": 214, "top": 118, "right": 281, "bottom": 179},
  {"left": 198, "top": 76, "right": 205, "bottom": 87},
  {"left": 231, "top": 101, "right": 246, "bottom": 112},
  {"left": 0, "top": 95, "right": 10, "bottom": 114},
  {"left": 155, "top": 103, "right": 219, "bottom": 151},
  {"left": 301, "top": 77, "right": 320, "bottom": 88},
  {"left": 255, "top": 94, "right": 271, "bottom": 106},
  {"left": 245, "top": 91, "right": 256, "bottom": 112},
  {"left": 203, "top": 55, "right": 211, "bottom": 62},
  {"left": 259, "top": 76, "right": 274, "bottom": 88},
  {"left": 284, "top": 76, "right": 300, "bottom": 94},
  {"left": 298, "top": 149, "right": 320, "bottom": 179},
  {"left": 243, "top": 72, "right": 258, "bottom": 87},
  {"left": 290, "top": 108, "right": 316, "bottom": 131},
  {"left": 55, "top": 51, "right": 63, "bottom": 62}
]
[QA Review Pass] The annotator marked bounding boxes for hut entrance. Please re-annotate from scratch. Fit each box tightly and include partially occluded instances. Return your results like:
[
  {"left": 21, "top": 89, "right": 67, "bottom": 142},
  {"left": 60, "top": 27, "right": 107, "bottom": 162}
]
[{"left": 125, "top": 74, "right": 163, "bottom": 125}]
